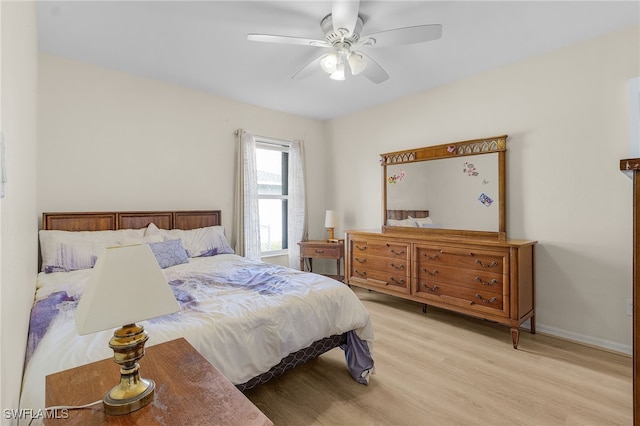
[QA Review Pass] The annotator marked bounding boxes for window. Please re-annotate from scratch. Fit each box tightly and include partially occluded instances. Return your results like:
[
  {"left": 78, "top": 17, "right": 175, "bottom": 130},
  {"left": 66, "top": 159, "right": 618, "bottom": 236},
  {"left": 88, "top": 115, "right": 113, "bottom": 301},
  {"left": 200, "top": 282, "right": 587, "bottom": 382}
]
[{"left": 256, "top": 140, "right": 289, "bottom": 255}]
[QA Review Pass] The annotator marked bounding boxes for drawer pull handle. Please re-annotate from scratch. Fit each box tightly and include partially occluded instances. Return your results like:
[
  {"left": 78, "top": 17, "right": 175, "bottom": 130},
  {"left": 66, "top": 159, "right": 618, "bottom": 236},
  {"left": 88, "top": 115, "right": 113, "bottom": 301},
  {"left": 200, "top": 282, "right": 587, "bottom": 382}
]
[
  {"left": 421, "top": 267, "right": 438, "bottom": 276},
  {"left": 355, "top": 269, "right": 367, "bottom": 277},
  {"left": 314, "top": 249, "right": 325, "bottom": 254},
  {"left": 355, "top": 244, "right": 367, "bottom": 251},
  {"left": 390, "top": 277, "right": 405, "bottom": 285},
  {"left": 390, "top": 249, "right": 405, "bottom": 255},
  {"left": 475, "top": 277, "right": 498, "bottom": 286},
  {"left": 354, "top": 257, "right": 366, "bottom": 264},
  {"left": 475, "top": 294, "right": 498, "bottom": 304},
  {"left": 422, "top": 283, "right": 439, "bottom": 292},
  {"left": 390, "top": 263, "right": 404, "bottom": 270},
  {"left": 421, "top": 253, "right": 439, "bottom": 260},
  {"left": 475, "top": 259, "right": 498, "bottom": 268}
]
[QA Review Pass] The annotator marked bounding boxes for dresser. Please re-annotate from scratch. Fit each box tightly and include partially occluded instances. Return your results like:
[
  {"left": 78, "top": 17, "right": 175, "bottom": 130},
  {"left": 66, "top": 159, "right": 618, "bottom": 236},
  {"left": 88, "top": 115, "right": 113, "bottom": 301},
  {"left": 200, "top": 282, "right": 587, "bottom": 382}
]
[{"left": 346, "top": 230, "right": 536, "bottom": 348}]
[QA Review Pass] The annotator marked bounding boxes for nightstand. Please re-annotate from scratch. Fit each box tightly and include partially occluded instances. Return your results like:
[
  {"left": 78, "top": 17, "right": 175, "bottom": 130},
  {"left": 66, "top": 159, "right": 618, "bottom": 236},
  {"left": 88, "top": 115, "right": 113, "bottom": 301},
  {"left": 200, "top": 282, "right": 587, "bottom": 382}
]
[
  {"left": 298, "top": 240, "right": 345, "bottom": 282},
  {"left": 44, "top": 338, "right": 272, "bottom": 425}
]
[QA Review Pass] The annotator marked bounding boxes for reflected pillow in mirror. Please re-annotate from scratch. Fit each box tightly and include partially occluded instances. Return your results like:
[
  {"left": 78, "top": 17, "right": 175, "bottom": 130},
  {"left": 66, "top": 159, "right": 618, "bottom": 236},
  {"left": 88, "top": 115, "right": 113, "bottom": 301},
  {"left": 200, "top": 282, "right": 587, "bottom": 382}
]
[
  {"left": 408, "top": 216, "right": 433, "bottom": 225},
  {"left": 417, "top": 222, "right": 441, "bottom": 228},
  {"left": 387, "top": 218, "right": 417, "bottom": 227}
]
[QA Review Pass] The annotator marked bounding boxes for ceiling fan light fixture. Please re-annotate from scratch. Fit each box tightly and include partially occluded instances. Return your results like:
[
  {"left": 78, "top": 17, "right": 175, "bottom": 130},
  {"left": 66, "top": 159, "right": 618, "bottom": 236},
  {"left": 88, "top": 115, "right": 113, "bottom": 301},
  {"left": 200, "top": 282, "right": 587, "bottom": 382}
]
[
  {"left": 320, "top": 52, "right": 338, "bottom": 74},
  {"left": 330, "top": 62, "right": 346, "bottom": 81},
  {"left": 347, "top": 51, "right": 367, "bottom": 75}
]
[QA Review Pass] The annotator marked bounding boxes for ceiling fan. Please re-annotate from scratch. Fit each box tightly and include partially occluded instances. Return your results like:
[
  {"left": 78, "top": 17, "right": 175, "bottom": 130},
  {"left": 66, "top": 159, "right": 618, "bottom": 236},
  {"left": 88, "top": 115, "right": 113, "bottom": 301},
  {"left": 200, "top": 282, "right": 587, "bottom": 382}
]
[{"left": 247, "top": 0, "right": 442, "bottom": 84}]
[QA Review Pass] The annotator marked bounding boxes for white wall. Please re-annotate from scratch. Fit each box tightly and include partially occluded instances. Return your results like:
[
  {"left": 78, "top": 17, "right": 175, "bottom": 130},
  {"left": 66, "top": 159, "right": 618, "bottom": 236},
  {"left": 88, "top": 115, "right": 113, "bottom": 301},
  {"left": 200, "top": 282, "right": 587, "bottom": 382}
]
[
  {"left": 0, "top": 1, "right": 39, "bottom": 421},
  {"left": 327, "top": 26, "right": 640, "bottom": 354},
  {"left": 37, "top": 54, "right": 328, "bottom": 245}
]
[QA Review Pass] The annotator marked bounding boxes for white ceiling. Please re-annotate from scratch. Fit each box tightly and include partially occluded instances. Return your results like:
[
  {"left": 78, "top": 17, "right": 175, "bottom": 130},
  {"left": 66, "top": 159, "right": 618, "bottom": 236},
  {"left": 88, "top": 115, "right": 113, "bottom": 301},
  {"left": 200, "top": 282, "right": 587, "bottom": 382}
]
[{"left": 36, "top": 1, "right": 639, "bottom": 121}]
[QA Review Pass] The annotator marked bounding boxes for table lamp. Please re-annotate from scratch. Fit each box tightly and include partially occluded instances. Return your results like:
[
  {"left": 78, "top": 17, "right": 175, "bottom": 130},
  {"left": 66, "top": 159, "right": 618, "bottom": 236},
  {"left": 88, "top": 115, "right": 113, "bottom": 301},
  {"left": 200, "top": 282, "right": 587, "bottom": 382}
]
[
  {"left": 325, "top": 210, "right": 339, "bottom": 242},
  {"left": 74, "top": 244, "right": 180, "bottom": 416}
]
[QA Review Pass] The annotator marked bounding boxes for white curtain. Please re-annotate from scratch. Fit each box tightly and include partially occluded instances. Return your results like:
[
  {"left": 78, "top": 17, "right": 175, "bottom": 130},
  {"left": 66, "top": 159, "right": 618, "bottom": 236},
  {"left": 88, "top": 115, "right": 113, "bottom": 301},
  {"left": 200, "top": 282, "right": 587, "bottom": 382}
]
[
  {"left": 233, "top": 130, "right": 261, "bottom": 260},
  {"left": 287, "top": 140, "right": 307, "bottom": 269}
]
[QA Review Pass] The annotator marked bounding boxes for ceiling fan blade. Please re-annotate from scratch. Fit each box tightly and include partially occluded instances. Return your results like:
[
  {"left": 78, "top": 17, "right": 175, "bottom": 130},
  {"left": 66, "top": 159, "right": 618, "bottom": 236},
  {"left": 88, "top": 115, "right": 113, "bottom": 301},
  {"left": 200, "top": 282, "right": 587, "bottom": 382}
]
[
  {"left": 292, "top": 55, "right": 323, "bottom": 80},
  {"left": 332, "top": 0, "right": 360, "bottom": 35},
  {"left": 358, "top": 24, "right": 443, "bottom": 48},
  {"left": 358, "top": 52, "right": 389, "bottom": 84},
  {"left": 248, "top": 34, "right": 330, "bottom": 48}
]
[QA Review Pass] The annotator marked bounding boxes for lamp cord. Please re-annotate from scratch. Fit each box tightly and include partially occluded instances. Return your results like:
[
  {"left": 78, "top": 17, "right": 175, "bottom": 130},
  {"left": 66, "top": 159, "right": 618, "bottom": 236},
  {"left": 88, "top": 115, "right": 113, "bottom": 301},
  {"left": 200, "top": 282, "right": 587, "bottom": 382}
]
[{"left": 27, "top": 399, "right": 102, "bottom": 425}]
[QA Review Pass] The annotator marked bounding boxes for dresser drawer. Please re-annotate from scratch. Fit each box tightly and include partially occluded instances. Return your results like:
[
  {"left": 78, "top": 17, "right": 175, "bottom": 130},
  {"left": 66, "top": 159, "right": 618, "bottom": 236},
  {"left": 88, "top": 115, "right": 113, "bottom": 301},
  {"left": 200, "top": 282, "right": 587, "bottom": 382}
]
[
  {"left": 351, "top": 253, "right": 409, "bottom": 274},
  {"left": 350, "top": 265, "right": 410, "bottom": 294},
  {"left": 351, "top": 239, "right": 410, "bottom": 260},
  {"left": 415, "top": 245, "right": 508, "bottom": 274},
  {"left": 413, "top": 279, "right": 507, "bottom": 316},
  {"left": 415, "top": 263, "right": 506, "bottom": 294}
]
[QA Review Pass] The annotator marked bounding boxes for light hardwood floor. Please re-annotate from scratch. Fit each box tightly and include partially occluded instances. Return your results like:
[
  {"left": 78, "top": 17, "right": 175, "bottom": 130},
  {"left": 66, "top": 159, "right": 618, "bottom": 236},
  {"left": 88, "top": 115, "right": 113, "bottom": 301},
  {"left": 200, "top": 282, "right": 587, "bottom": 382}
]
[{"left": 245, "top": 287, "right": 632, "bottom": 425}]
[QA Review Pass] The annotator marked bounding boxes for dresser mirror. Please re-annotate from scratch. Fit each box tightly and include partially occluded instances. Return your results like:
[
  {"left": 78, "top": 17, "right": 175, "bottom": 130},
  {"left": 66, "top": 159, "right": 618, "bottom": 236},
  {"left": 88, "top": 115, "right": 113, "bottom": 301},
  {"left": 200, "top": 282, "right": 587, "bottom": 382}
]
[{"left": 381, "top": 135, "right": 507, "bottom": 240}]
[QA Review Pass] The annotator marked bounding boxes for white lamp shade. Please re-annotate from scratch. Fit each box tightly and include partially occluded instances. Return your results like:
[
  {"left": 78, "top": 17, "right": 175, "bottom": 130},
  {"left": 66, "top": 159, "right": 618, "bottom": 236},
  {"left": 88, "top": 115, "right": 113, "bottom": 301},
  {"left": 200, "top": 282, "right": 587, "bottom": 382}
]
[
  {"left": 320, "top": 52, "right": 338, "bottom": 74},
  {"left": 75, "top": 244, "right": 180, "bottom": 335},
  {"left": 348, "top": 52, "right": 367, "bottom": 75},
  {"left": 329, "top": 62, "right": 346, "bottom": 81},
  {"left": 325, "top": 210, "right": 339, "bottom": 228}
]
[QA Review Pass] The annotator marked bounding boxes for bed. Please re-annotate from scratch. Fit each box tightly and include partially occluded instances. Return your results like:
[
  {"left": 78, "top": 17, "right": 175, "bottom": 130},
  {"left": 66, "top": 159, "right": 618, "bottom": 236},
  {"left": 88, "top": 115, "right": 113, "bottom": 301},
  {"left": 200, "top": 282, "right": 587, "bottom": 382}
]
[{"left": 20, "top": 210, "right": 374, "bottom": 413}]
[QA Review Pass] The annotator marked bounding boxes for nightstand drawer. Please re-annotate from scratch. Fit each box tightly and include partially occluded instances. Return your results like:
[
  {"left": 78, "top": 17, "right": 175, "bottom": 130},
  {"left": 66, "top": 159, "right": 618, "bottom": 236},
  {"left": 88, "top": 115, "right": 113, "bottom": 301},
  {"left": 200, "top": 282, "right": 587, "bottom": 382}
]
[{"left": 300, "top": 244, "right": 342, "bottom": 259}]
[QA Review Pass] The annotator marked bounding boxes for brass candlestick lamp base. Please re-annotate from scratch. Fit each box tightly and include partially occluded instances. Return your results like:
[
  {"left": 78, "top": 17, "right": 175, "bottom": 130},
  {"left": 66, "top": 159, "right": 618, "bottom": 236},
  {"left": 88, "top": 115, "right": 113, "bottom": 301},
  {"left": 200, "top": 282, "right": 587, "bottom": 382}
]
[
  {"left": 104, "top": 323, "right": 155, "bottom": 416},
  {"left": 326, "top": 227, "right": 335, "bottom": 242}
]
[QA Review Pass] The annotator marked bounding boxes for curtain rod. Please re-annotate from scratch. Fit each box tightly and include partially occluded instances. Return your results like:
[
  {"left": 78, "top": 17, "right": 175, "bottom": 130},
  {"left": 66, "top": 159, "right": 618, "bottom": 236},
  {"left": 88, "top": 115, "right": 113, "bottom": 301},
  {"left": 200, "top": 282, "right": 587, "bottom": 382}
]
[{"left": 235, "top": 129, "right": 292, "bottom": 147}]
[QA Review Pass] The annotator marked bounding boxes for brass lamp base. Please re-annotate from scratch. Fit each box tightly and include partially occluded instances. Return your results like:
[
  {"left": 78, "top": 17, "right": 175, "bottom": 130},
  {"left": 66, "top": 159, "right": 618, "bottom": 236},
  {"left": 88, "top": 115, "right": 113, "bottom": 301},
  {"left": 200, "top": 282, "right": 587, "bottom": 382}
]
[
  {"left": 326, "top": 227, "right": 335, "bottom": 242},
  {"left": 104, "top": 323, "right": 155, "bottom": 416},
  {"left": 104, "top": 380, "right": 155, "bottom": 416}
]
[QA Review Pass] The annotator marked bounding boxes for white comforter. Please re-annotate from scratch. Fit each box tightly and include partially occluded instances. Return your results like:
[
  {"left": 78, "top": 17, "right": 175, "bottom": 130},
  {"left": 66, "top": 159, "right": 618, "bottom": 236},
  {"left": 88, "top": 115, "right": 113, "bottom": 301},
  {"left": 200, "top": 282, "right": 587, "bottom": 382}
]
[{"left": 20, "top": 254, "right": 374, "bottom": 412}]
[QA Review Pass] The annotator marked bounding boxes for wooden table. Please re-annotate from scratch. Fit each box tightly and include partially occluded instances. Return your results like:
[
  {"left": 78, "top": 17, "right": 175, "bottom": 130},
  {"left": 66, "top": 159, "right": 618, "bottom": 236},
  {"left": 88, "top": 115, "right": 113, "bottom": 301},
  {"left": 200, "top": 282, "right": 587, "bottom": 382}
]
[
  {"left": 45, "top": 338, "right": 272, "bottom": 425},
  {"left": 298, "top": 240, "right": 345, "bottom": 281}
]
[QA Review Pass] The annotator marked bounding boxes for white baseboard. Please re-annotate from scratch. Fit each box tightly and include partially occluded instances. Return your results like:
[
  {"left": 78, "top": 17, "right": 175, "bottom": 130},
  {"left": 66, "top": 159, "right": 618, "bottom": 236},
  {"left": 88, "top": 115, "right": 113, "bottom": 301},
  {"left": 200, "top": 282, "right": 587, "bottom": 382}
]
[{"left": 534, "top": 323, "right": 632, "bottom": 356}]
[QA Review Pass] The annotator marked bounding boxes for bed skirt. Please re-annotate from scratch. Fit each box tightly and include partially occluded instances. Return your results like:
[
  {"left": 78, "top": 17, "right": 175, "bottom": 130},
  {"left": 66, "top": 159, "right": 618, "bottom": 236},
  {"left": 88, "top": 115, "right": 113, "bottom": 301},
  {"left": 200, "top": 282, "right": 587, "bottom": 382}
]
[{"left": 236, "top": 333, "right": 347, "bottom": 391}]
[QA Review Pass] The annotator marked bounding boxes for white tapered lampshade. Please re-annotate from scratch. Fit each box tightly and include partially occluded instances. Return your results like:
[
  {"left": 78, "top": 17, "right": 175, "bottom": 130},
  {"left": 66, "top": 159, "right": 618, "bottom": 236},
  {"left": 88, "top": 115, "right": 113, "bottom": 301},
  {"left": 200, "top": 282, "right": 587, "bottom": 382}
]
[
  {"left": 325, "top": 210, "right": 339, "bottom": 228},
  {"left": 75, "top": 244, "right": 180, "bottom": 335}
]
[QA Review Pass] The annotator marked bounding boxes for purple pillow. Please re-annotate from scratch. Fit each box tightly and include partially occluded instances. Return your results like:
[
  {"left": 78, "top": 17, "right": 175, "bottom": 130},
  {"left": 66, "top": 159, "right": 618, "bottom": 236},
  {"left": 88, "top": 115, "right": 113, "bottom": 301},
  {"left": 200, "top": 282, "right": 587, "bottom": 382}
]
[{"left": 148, "top": 239, "right": 189, "bottom": 269}]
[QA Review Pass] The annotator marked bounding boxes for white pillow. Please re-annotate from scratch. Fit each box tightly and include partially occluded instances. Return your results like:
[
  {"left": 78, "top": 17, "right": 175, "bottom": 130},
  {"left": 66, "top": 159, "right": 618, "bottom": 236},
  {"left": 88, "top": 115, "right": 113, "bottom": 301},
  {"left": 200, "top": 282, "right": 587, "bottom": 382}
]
[
  {"left": 39, "top": 228, "right": 146, "bottom": 273},
  {"left": 145, "top": 223, "right": 234, "bottom": 257},
  {"left": 117, "top": 235, "right": 165, "bottom": 246},
  {"left": 387, "top": 218, "right": 417, "bottom": 227},
  {"left": 417, "top": 222, "right": 441, "bottom": 229},
  {"left": 408, "top": 216, "right": 433, "bottom": 225}
]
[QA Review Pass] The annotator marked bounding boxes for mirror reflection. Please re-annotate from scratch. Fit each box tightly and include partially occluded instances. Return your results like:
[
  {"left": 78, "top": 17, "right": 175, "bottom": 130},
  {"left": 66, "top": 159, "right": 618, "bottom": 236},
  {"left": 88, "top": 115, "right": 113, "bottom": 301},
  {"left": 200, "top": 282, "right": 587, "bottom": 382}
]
[{"left": 386, "top": 153, "right": 500, "bottom": 232}]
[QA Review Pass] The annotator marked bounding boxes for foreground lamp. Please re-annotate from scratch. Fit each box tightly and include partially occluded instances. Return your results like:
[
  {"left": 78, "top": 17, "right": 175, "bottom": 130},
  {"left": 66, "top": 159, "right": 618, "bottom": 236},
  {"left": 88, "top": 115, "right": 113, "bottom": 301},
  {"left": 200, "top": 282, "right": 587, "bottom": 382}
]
[
  {"left": 325, "top": 210, "right": 339, "bottom": 242},
  {"left": 75, "top": 244, "right": 180, "bottom": 416}
]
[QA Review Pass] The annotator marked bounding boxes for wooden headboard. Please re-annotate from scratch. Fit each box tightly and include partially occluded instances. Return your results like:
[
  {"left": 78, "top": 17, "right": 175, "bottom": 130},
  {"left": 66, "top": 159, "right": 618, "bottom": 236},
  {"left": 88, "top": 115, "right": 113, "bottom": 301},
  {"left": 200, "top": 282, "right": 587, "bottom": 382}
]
[
  {"left": 386, "top": 210, "right": 429, "bottom": 221},
  {"left": 42, "top": 210, "right": 222, "bottom": 231}
]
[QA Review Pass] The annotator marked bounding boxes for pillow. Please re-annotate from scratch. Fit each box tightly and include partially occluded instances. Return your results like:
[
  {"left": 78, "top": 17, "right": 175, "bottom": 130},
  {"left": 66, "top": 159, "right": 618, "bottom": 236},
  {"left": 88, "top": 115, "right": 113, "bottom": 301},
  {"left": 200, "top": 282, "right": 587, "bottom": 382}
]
[
  {"left": 117, "top": 235, "right": 165, "bottom": 246},
  {"left": 146, "top": 223, "right": 234, "bottom": 257},
  {"left": 39, "top": 228, "right": 146, "bottom": 273},
  {"left": 147, "top": 239, "right": 189, "bottom": 269},
  {"left": 387, "top": 218, "right": 417, "bottom": 227},
  {"left": 408, "top": 216, "right": 433, "bottom": 225},
  {"left": 417, "top": 222, "right": 441, "bottom": 229}
]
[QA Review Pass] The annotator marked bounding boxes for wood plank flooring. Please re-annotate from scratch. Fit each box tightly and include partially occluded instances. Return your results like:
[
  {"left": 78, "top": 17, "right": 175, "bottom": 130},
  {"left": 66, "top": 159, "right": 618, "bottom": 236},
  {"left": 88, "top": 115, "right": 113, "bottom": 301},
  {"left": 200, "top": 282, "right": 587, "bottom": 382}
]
[{"left": 245, "top": 287, "right": 632, "bottom": 425}]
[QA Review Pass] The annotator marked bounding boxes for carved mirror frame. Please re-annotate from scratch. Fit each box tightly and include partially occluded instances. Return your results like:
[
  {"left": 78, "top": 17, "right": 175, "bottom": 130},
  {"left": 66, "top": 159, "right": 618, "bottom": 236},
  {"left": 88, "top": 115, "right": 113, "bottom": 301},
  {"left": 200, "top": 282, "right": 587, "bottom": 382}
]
[{"left": 381, "top": 135, "right": 507, "bottom": 241}]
